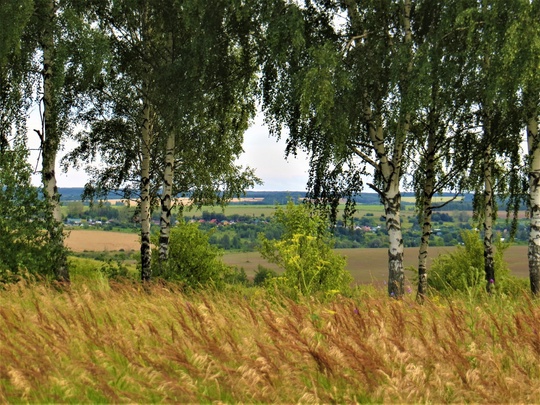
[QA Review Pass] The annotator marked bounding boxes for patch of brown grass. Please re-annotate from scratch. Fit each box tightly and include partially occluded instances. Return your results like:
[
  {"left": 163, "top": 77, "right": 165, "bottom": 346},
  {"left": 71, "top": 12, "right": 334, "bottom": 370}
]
[{"left": 1, "top": 280, "right": 540, "bottom": 403}]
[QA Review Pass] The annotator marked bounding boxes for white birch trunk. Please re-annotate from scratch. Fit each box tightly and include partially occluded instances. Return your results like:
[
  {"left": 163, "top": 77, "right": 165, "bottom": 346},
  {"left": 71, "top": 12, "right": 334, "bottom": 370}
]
[
  {"left": 417, "top": 135, "right": 436, "bottom": 301},
  {"left": 140, "top": 100, "right": 152, "bottom": 281},
  {"left": 483, "top": 142, "right": 495, "bottom": 292},
  {"left": 42, "top": 0, "right": 68, "bottom": 282},
  {"left": 384, "top": 181, "right": 405, "bottom": 297},
  {"left": 528, "top": 113, "right": 540, "bottom": 294},
  {"left": 159, "top": 131, "right": 175, "bottom": 261}
]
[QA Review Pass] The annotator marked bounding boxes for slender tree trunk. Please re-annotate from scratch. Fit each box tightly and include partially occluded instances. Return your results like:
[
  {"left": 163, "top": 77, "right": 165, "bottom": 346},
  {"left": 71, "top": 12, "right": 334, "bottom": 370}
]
[
  {"left": 384, "top": 181, "right": 405, "bottom": 298},
  {"left": 364, "top": 108, "right": 406, "bottom": 298},
  {"left": 352, "top": 0, "right": 411, "bottom": 298},
  {"left": 384, "top": 0, "right": 410, "bottom": 298},
  {"left": 140, "top": 100, "right": 152, "bottom": 281},
  {"left": 417, "top": 134, "right": 436, "bottom": 302},
  {"left": 483, "top": 141, "right": 495, "bottom": 292},
  {"left": 528, "top": 110, "right": 540, "bottom": 294},
  {"left": 41, "top": 0, "right": 68, "bottom": 282},
  {"left": 159, "top": 130, "right": 175, "bottom": 261}
]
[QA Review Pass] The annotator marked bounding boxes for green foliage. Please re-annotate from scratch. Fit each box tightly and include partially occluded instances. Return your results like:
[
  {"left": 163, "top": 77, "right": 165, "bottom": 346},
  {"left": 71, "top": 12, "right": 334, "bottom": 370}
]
[
  {"left": 0, "top": 146, "right": 64, "bottom": 282},
  {"left": 253, "top": 265, "right": 278, "bottom": 286},
  {"left": 223, "top": 266, "right": 250, "bottom": 286},
  {"left": 99, "top": 260, "right": 132, "bottom": 280},
  {"left": 258, "top": 201, "right": 352, "bottom": 298},
  {"left": 429, "top": 230, "right": 527, "bottom": 296},
  {"left": 152, "top": 221, "right": 230, "bottom": 289}
]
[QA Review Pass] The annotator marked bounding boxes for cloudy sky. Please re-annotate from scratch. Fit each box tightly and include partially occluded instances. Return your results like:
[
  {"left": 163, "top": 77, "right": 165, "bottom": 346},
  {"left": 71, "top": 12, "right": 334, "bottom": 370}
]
[
  {"left": 29, "top": 110, "right": 310, "bottom": 191},
  {"left": 236, "top": 117, "right": 310, "bottom": 191}
]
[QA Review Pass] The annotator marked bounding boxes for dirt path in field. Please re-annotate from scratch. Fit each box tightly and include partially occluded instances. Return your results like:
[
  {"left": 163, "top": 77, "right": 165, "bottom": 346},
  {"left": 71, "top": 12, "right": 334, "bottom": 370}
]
[{"left": 66, "top": 230, "right": 139, "bottom": 252}]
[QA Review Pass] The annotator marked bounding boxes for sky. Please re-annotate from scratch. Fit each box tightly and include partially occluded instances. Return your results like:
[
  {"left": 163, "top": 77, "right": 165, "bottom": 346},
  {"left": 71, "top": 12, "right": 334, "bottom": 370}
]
[
  {"left": 28, "top": 110, "right": 311, "bottom": 191},
  {"left": 236, "top": 117, "right": 310, "bottom": 191}
]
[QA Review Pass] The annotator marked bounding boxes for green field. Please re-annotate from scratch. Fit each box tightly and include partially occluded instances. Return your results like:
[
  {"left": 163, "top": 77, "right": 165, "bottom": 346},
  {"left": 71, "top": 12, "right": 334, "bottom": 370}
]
[
  {"left": 400, "top": 196, "right": 464, "bottom": 203},
  {"left": 186, "top": 203, "right": 389, "bottom": 218}
]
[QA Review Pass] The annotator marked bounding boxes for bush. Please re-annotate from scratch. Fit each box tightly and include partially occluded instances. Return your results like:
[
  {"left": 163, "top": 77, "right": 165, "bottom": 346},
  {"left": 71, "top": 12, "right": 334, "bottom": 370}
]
[
  {"left": 152, "top": 221, "right": 230, "bottom": 289},
  {"left": 223, "top": 267, "right": 250, "bottom": 286},
  {"left": 258, "top": 201, "right": 352, "bottom": 298},
  {"left": 429, "top": 230, "right": 527, "bottom": 296},
  {"left": 253, "top": 265, "right": 278, "bottom": 286},
  {"left": 0, "top": 145, "right": 64, "bottom": 282},
  {"left": 100, "top": 260, "right": 132, "bottom": 280}
]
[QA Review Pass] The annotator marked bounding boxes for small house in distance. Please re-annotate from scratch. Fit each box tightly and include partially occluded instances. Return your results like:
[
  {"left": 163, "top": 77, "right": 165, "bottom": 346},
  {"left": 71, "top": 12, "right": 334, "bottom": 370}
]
[{"left": 66, "top": 218, "right": 82, "bottom": 226}]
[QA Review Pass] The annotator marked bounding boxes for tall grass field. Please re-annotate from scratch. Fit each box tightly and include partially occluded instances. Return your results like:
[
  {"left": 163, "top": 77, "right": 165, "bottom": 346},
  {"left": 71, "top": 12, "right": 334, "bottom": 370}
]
[{"left": 1, "top": 271, "right": 540, "bottom": 403}]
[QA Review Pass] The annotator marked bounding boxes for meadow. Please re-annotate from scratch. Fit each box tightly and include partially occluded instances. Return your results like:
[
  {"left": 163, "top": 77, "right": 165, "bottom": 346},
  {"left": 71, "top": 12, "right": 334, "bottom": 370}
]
[
  {"left": 2, "top": 208, "right": 536, "bottom": 402},
  {"left": 1, "top": 272, "right": 540, "bottom": 403},
  {"left": 224, "top": 245, "right": 531, "bottom": 282}
]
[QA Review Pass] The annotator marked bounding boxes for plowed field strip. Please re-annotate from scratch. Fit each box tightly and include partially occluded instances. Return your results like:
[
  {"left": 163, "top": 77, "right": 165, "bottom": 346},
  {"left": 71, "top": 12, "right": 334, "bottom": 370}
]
[{"left": 66, "top": 230, "right": 139, "bottom": 252}]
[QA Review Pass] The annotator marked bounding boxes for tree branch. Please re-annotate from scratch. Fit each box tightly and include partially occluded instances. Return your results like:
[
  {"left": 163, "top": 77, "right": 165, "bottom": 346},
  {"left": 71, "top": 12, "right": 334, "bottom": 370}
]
[{"left": 352, "top": 146, "right": 379, "bottom": 171}]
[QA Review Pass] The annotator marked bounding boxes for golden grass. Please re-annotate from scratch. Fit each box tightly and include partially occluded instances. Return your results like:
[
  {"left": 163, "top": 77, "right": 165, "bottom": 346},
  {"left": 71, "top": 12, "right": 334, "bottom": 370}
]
[{"left": 1, "top": 279, "right": 540, "bottom": 403}]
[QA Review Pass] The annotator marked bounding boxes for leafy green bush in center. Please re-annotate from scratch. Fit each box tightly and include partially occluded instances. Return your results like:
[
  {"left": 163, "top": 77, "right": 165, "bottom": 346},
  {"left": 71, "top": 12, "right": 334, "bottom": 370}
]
[
  {"left": 258, "top": 201, "right": 352, "bottom": 298},
  {"left": 152, "top": 221, "right": 230, "bottom": 288}
]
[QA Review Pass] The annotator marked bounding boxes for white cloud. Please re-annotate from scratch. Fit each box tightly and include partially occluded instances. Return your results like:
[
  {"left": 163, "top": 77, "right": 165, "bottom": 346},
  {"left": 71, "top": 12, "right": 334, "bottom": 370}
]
[{"left": 238, "top": 119, "right": 309, "bottom": 191}]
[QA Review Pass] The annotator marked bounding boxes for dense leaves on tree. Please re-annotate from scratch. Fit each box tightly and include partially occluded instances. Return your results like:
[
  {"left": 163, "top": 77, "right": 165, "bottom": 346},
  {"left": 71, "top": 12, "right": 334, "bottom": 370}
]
[{"left": 0, "top": 144, "right": 66, "bottom": 281}]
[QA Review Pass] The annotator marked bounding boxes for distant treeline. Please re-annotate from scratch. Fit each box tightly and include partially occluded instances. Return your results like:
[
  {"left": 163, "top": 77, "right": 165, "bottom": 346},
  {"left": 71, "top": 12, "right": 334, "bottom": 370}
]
[{"left": 57, "top": 188, "right": 526, "bottom": 211}]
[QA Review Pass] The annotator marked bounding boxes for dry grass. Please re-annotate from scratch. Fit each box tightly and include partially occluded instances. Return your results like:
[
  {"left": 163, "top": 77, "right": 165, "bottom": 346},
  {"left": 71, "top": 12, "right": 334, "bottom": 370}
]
[{"left": 1, "top": 279, "right": 540, "bottom": 403}]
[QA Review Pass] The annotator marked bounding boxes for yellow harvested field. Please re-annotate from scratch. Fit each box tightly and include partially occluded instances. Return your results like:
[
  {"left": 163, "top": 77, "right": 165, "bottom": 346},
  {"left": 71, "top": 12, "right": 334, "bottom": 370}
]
[{"left": 66, "top": 230, "right": 139, "bottom": 252}]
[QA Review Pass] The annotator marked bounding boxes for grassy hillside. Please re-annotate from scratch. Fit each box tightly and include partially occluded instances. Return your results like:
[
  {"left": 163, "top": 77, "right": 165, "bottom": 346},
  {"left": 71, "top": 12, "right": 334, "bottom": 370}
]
[{"left": 1, "top": 275, "right": 539, "bottom": 403}]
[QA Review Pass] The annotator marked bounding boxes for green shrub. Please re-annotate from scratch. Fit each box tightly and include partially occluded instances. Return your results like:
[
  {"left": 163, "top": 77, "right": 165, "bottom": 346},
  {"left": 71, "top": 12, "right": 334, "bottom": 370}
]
[
  {"left": 429, "top": 230, "right": 527, "bottom": 296},
  {"left": 223, "top": 267, "right": 250, "bottom": 286},
  {"left": 100, "top": 260, "right": 132, "bottom": 280},
  {"left": 258, "top": 201, "right": 352, "bottom": 298},
  {"left": 152, "top": 221, "right": 230, "bottom": 289},
  {"left": 253, "top": 265, "right": 278, "bottom": 286},
  {"left": 0, "top": 145, "right": 65, "bottom": 282}
]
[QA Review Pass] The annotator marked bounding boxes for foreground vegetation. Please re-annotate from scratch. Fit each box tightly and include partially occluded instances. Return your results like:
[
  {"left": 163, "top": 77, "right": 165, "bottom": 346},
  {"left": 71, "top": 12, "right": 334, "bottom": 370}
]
[{"left": 1, "top": 272, "right": 540, "bottom": 403}]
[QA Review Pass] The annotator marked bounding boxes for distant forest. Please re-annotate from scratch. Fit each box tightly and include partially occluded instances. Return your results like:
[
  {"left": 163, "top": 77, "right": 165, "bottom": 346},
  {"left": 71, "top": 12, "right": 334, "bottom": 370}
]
[{"left": 58, "top": 188, "right": 491, "bottom": 210}]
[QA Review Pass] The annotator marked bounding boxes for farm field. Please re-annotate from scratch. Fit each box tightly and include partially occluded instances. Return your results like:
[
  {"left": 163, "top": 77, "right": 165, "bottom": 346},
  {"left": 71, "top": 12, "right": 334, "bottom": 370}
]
[
  {"left": 401, "top": 195, "right": 463, "bottom": 203},
  {"left": 66, "top": 230, "right": 529, "bottom": 283},
  {"left": 66, "top": 230, "right": 139, "bottom": 252},
  {"left": 223, "top": 245, "right": 530, "bottom": 284}
]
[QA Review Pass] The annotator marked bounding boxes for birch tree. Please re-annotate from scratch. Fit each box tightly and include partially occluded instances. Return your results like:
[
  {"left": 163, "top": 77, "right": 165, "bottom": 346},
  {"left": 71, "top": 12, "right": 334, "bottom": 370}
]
[
  {"left": 407, "top": 0, "right": 477, "bottom": 301},
  {"left": 1, "top": 0, "right": 103, "bottom": 281},
  {"left": 522, "top": 2, "right": 540, "bottom": 295},
  {"left": 262, "top": 0, "right": 422, "bottom": 297},
  {"left": 458, "top": 0, "right": 523, "bottom": 292},
  {"left": 501, "top": 0, "right": 540, "bottom": 294},
  {"left": 66, "top": 0, "right": 260, "bottom": 280}
]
